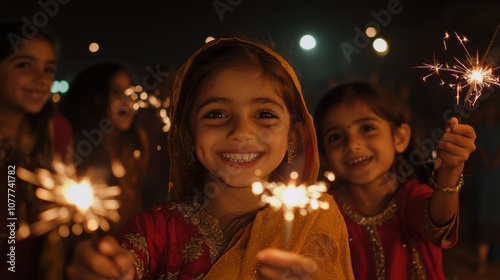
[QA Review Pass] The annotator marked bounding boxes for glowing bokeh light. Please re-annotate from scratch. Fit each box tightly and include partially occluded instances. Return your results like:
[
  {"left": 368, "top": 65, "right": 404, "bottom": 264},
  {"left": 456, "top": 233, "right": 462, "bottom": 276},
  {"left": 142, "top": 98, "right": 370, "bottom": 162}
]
[
  {"left": 59, "top": 80, "right": 69, "bottom": 93},
  {"left": 300, "top": 35, "right": 316, "bottom": 50},
  {"left": 89, "top": 42, "right": 99, "bottom": 53},
  {"left": 51, "top": 81, "right": 60, "bottom": 93},
  {"left": 52, "top": 93, "right": 61, "bottom": 103},
  {"left": 373, "top": 38, "right": 388, "bottom": 53},
  {"left": 365, "top": 27, "right": 378, "bottom": 38}
]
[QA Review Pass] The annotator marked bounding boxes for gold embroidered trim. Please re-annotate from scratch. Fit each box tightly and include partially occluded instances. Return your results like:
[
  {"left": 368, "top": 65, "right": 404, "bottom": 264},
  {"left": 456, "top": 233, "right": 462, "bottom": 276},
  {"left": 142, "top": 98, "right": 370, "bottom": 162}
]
[
  {"left": 338, "top": 193, "right": 397, "bottom": 226},
  {"left": 171, "top": 202, "right": 227, "bottom": 263},
  {"left": 338, "top": 193, "right": 398, "bottom": 280},
  {"left": 410, "top": 243, "right": 427, "bottom": 280},
  {"left": 124, "top": 233, "right": 149, "bottom": 280},
  {"left": 421, "top": 200, "right": 449, "bottom": 242},
  {"left": 182, "top": 237, "right": 204, "bottom": 262}
]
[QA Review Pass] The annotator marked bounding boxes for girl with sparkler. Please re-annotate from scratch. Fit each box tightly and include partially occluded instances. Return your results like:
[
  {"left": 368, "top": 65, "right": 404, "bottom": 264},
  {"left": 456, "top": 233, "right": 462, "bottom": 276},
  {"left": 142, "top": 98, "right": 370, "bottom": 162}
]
[
  {"left": 314, "top": 82, "right": 476, "bottom": 279},
  {"left": 66, "top": 37, "right": 354, "bottom": 279},
  {"left": 0, "top": 22, "right": 72, "bottom": 280},
  {"left": 59, "top": 63, "right": 149, "bottom": 234}
]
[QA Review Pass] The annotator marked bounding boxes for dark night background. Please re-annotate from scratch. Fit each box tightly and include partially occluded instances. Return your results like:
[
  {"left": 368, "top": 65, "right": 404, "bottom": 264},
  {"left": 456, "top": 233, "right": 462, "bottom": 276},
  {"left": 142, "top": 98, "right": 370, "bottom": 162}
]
[
  {"left": 1, "top": 0, "right": 499, "bottom": 117},
  {"left": 2, "top": 1, "right": 500, "bottom": 277}
]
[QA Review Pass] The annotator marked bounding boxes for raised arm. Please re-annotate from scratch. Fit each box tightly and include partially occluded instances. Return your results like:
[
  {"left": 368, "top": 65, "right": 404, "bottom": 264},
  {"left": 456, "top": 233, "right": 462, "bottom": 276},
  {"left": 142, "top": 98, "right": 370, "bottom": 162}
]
[{"left": 429, "top": 117, "right": 476, "bottom": 225}]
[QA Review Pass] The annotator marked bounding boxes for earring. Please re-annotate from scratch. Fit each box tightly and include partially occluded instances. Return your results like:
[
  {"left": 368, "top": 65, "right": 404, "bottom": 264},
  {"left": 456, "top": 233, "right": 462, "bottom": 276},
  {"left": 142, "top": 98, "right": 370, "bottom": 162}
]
[{"left": 287, "top": 142, "right": 295, "bottom": 165}]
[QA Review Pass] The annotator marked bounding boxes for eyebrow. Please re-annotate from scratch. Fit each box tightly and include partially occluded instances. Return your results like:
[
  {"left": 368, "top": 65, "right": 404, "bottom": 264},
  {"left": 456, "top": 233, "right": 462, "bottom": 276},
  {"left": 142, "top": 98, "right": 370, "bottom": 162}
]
[
  {"left": 196, "top": 97, "right": 230, "bottom": 111},
  {"left": 10, "top": 55, "right": 57, "bottom": 65},
  {"left": 252, "top": 97, "right": 285, "bottom": 110},
  {"left": 322, "top": 117, "right": 380, "bottom": 135},
  {"left": 196, "top": 96, "right": 285, "bottom": 111}
]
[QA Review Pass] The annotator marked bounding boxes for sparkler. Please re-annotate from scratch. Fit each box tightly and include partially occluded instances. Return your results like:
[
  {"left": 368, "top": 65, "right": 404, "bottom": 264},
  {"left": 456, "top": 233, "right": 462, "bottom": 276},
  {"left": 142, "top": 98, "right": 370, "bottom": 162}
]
[
  {"left": 251, "top": 171, "right": 330, "bottom": 249},
  {"left": 16, "top": 161, "right": 121, "bottom": 241},
  {"left": 416, "top": 24, "right": 500, "bottom": 121}
]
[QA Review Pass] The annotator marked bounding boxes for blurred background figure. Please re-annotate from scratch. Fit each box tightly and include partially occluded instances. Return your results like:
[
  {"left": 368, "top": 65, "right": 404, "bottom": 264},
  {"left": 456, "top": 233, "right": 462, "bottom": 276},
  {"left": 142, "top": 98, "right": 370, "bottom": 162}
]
[
  {"left": 58, "top": 62, "right": 148, "bottom": 234},
  {"left": 0, "top": 21, "right": 71, "bottom": 280}
]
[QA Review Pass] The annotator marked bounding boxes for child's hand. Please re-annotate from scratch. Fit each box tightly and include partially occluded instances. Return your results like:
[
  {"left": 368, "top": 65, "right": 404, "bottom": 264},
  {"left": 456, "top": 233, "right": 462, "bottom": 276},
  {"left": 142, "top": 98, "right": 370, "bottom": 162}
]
[
  {"left": 66, "top": 235, "right": 135, "bottom": 280},
  {"left": 437, "top": 117, "right": 476, "bottom": 171},
  {"left": 256, "top": 248, "right": 318, "bottom": 280}
]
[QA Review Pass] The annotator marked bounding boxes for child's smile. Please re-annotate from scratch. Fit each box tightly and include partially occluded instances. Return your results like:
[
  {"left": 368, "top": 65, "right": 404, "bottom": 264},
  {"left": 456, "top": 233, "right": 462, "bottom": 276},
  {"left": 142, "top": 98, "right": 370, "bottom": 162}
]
[
  {"left": 191, "top": 68, "right": 290, "bottom": 187},
  {"left": 0, "top": 37, "right": 56, "bottom": 115},
  {"left": 321, "top": 101, "right": 398, "bottom": 187}
]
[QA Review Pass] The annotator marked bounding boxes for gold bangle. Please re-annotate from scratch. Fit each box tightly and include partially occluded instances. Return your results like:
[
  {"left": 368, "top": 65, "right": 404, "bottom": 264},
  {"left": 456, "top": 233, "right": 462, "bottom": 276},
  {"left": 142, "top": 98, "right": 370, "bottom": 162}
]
[{"left": 428, "top": 171, "right": 464, "bottom": 195}]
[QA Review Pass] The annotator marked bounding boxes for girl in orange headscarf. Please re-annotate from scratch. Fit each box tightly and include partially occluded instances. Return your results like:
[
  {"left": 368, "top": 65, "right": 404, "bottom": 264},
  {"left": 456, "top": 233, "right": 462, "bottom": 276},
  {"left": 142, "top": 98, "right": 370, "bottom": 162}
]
[{"left": 67, "top": 37, "right": 354, "bottom": 280}]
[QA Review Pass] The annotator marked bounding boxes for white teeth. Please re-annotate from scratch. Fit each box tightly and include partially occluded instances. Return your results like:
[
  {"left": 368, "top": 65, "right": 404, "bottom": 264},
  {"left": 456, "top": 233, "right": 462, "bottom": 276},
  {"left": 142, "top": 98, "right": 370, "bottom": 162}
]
[
  {"left": 222, "top": 153, "right": 259, "bottom": 162},
  {"left": 348, "top": 157, "right": 369, "bottom": 165}
]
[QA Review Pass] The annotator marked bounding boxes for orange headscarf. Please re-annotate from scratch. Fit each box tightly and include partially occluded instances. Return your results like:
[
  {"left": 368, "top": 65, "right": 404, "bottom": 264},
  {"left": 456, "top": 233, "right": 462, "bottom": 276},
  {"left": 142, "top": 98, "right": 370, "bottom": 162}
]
[
  {"left": 168, "top": 37, "right": 319, "bottom": 200},
  {"left": 168, "top": 37, "right": 354, "bottom": 280}
]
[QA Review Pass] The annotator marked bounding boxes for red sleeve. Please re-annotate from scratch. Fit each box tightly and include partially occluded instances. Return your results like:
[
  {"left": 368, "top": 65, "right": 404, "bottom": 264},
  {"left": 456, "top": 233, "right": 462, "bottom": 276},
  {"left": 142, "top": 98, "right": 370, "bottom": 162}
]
[
  {"left": 51, "top": 112, "right": 73, "bottom": 160},
  {"left": 116, "top": 202, "right": 213, "bottom": 279},
  {"left": 117, "top": 203, "right": 171, "bottom": 279},
  {"left": 398, "top": 180, "right": 458, "bottom": 247}
]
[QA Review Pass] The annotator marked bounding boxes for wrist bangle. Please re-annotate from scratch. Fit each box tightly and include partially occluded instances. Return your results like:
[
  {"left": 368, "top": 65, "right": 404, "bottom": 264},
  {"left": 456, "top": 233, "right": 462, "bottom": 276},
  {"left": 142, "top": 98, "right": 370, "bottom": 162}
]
[{"left": 428, "top": 171, "right": 464, "bottom": 195}]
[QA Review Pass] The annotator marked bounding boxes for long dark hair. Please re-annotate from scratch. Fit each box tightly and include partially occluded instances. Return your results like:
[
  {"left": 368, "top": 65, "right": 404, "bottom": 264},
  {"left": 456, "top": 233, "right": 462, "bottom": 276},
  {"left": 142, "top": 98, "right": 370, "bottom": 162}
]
[
  {"left": 59, "top": 63, "right": 144, "bottom": 181},
  {"left": 313, "top": 81, "right": 431, "bottom": 187},
  {"left": 0, "top": 21, "right": 59, "bottom": 168},
  {"left": 169, "top": 38, "right": 311, "bottom": 201}
]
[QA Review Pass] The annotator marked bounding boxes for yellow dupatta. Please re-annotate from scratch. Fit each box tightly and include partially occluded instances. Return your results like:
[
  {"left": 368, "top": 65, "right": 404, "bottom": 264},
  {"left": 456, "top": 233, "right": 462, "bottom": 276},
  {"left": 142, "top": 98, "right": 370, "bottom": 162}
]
[
  {"left": 204, "top": 194, "right": 354, "bottom": 279},
  {"left": 169, "top": 37, "right": 354, "bottom": 279}
]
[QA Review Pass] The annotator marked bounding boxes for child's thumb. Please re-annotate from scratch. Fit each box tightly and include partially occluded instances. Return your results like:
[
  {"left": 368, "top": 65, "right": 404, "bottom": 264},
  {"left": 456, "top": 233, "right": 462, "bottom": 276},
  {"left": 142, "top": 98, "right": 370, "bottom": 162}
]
[
  {"left": 446, "top": 117, "right": 459, "bottom": 132},
  {"left": 97, "top": 235, "right": 122, "bottom": 256}
]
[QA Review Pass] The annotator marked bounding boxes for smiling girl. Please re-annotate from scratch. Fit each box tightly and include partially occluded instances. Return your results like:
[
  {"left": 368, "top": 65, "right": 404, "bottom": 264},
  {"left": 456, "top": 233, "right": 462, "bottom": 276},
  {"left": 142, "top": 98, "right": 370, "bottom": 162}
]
[
  {"left": 66, "top": 37, "right": 354, "bottom": 280},
  {"left": 0, "top": 21, "right": 71, "bottom": 280},
  {"left": 314, "top": 81, "right": 476, "bottom": 279}
]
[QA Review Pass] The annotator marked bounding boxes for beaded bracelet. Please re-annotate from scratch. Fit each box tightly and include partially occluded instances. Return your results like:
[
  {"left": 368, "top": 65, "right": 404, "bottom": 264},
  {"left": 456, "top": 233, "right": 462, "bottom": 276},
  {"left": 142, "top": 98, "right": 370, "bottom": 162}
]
[{"left": 428, "top": 171, "right": 464, "bottom": 195}]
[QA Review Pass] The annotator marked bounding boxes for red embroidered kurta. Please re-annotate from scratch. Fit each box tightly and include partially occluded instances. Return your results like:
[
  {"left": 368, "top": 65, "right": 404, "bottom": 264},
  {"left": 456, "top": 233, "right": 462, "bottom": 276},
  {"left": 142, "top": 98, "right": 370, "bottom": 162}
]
[
  {"left": 331, "top": 179, "right": 458, "bottom": 280},
  {"left": 117, "top": 202, "right": 226, "bottom": 280}
]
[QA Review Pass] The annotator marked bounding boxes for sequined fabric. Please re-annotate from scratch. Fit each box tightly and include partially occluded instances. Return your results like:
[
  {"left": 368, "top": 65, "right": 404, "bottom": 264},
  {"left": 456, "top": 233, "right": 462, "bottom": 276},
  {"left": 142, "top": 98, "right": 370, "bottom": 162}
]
[
  {"left": 332, "top": 179, "right": 459, "bottom": 280},
  {"left": 204, "top": 194, "right": 354, "bottom": 279}
]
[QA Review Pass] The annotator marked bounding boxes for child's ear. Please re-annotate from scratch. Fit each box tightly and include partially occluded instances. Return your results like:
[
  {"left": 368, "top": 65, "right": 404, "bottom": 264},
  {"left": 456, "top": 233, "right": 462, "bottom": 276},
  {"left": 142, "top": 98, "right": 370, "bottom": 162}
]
[{"left": 394, "top": 123, "right": 411, "bottom": 153}]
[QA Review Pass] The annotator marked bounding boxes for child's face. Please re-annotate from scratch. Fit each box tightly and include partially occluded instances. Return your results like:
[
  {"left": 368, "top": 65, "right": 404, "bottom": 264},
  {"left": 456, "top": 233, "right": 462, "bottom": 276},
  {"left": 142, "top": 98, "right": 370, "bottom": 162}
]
[
  {"left": 107, "top": 70, "right": 135, "bottom": 131},
  {"left": 191, "top": 68, "right": 290, "bottom": 187},
  {"left": 0, "top": 36, "right": 56, "bottom": 115},
  {"left": 320, "top": 101, "right": 398, "bottom": 187}
]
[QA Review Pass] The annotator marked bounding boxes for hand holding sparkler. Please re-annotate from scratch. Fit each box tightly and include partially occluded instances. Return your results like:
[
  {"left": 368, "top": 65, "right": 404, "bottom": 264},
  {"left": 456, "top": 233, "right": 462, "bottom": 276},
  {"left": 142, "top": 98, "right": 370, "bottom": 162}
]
[
  {"left": 66, "top": 235, "right": 135, "bottom": 280},
  {"left": 252, "top": 171, "right": 330, "bottom": 250},
  {"left": 256, "top": 248, "right": 319, "bottom": 280}
]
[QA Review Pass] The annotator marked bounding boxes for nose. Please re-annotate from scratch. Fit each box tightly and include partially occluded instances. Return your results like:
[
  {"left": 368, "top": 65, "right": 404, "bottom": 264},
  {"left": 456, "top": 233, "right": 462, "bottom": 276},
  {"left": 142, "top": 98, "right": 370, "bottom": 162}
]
[
  {"left": 33, "top": 68, "right": 52, "bottom": 86},
  {"left": 344, "top": 134, "right": 363, "bottom": 152},
  {"left": 228, "top": 116, "right": 256, "bottom": 142}
]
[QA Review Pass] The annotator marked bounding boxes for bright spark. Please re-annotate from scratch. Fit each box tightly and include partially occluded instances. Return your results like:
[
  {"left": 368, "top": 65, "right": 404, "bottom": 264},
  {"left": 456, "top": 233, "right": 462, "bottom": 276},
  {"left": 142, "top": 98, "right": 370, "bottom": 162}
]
[
  {"left": 416, "top": 30, "right": 499, "bottom": 107},
  {"left": 17, "top": 161, "right": 121, "bottom": 239}
]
